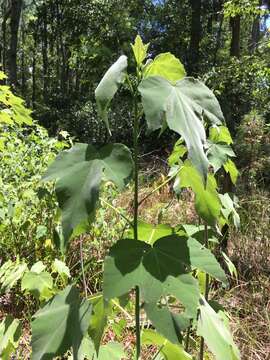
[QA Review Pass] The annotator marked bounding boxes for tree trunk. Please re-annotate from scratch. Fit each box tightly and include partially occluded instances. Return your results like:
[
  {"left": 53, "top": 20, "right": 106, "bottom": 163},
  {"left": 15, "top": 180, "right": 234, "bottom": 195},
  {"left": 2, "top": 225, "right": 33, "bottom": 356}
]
[
  {"left": 42, "top": 3, "right": 49, "bottom": 102},
  {"left": 230, "top": 15, "right": 240, "bottom": 58},
  {"left": 1, "top": 2, "right": 10, "bottom": 76},
  {"left": 250, "top": 14, "right": 260, "bottom": 53},
  {"left": 8, "top": 0, "right": 23, "bottom": 87},
  {"left": 188, "top": 0, "right": 202, "bottom": 75}
]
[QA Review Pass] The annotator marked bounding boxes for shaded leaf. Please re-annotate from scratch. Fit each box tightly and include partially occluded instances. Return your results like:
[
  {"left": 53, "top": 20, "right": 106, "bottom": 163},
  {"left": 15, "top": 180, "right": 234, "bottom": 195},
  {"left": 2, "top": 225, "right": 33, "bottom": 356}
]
[
  {"left": 43, "top": 143, "right": 133, "bottom": 244},
  {"left": 207, "top": 142, "right": 235, "bottom": 173},
  {"left": 144, "top": 303, "right": 190, "bottom": 344},
  {"left": 31, "top": 285, "right": 92, "bottom": 360}
]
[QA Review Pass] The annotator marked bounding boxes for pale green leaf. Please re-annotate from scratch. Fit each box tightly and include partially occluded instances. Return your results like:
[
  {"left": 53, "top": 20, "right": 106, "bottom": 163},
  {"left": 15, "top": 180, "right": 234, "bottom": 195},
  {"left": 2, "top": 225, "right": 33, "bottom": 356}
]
[
  {"left": 0, "top": 316, "right": 22, "bottom": 360},
  {"left": 142, "top": 329, "right": 192, "bottom": 360},
  {"left": 21, "top": 271, "right": 53, "bottom": 301},
  {"left": 95, "top": 55, "right": 128, "bottom": 134},
  {"left": 144, "top": 53, "right": 186, "bottom": 82},
  {"left": 131, "top": 35, "right": 149, "bottom": 65},
  {"left": 52, "top": 259, "right": 71, "bottom": 279},
  {"left": 224, "top": 159, "right": 239, "bottom": 185},
  {"left": 197, "top": 297, "right": 240, "bottom": 360}
]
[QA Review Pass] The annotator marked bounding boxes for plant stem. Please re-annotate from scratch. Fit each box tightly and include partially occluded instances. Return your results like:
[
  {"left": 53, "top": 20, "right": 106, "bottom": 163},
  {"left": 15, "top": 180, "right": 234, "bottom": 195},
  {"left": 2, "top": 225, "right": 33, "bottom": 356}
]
[
  {"left": 79, "top": 236, "right": 88, "bottom": 298},
  {"left": 199, "top": 223, "right": 210, "bottom": 360},
  {"left": 100, "top": 197, "right": 133, "bottom": 227},
  {"left": 133, "top": 90, "right": 141, "bottom": 359}
]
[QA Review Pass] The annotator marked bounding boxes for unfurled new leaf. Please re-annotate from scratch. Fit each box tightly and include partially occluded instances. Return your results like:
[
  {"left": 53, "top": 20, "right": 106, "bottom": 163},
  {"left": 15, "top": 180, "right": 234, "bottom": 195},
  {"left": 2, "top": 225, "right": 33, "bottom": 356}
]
[
  {"left": 43, "top": 143, "right": 133, "bottom": 245},
  {"left": 95, "top": 55, "right": 128, "bottom": 134},
  {"left": 139, "top": 76, "right": 224, "bottom": 178},
  {"left": 131, "top": 35, "right": 149, "bottom": 66}
]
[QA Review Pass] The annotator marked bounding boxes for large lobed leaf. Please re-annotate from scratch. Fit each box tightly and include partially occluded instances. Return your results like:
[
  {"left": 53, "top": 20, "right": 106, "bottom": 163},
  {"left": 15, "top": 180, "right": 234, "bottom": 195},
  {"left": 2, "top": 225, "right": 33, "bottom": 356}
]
[
  {"left": 31, "top": 285, "right": 92, "bottom": 360},
  {"left": 139, "top": 76, "right": 224, "bottom": 178},
  {"left": 43, "top": 143, "right": 133, "bottom": 245},
  {"left": 95, "top": 55, "right": 128, "bottom": 134},
  {"left": 103, "top": 235, "right": 227, "bottom": 317}
]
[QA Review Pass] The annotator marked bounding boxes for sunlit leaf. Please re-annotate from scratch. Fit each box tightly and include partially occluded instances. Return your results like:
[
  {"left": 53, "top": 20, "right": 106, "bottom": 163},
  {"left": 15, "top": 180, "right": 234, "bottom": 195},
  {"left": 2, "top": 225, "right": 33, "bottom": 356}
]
[
  {"left": 0, "top": 316, "right": 22, "bottom": 360},
  {"left": 179, "top": 161, "right": 221, "bottom": 225},
  {"left": 131, "top": 35, "right": 149, "bottom": 66},
  {"left": 224, "top": 159, "right": 238, "bottom": 184},
  {"left": 95, "top": 55, "right": 128, "bottom": 134},
  {"left": 197, "top": 297, "right": 240, "bottom": 360},
  {"left": 144, "top": 53, "right": 186, "bottom": 82},
  {"left": 139, "top": 76, "right": 224, "bottom": 178},
  {"left": 142, "top": 329, "right": 192, "bottom": 360}
]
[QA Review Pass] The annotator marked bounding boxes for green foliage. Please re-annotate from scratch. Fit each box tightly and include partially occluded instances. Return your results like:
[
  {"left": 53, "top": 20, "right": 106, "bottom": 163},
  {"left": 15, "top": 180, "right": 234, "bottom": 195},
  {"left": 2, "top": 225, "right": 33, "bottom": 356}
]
[
  {"left": 95, "top": 55, "right": 128, "bottom": 134},
  {"left": 0, "top": 316, "right": 22, "bottom": 360},
  {"left": 143, "top": 52, "right": 186, "bottom": 82},
  {"left": 31, "top": 286, "right": 92, "bottom": 360},
  {"left": 139, "top": 76, "right": 224, "bottom": 178},
  {"left": 43, "top": 143, "right": 133, "bottom": 245},
  {"left": 142, "top": 329, "right": 192, "bottom": 360},
  {"left": 197, "top": 297, "right": 240, "bottom": 360}
]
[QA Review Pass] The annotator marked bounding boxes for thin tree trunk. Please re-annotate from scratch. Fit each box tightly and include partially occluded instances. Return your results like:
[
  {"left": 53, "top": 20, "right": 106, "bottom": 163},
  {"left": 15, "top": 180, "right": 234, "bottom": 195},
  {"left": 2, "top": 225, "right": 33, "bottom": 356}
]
[
  {"left": 230, "top": 15, "right": 241, "bottom": 58},
  {"left": 42, "top": 3, "right": 49, "bottom": 102},
  {"left": 8, "top": 0, "right": 23, "bottom": 87},
  {"left": 1, "top": 2, "right": 10, "bottom": 76},
  {"left": 21, "top": 18, "right": 26, "bottom": 96},
  {"left": 213, "top": 14, "right": 224, "bottom": 66},
  {"left": 32, "top": 25, "right": 37, "bottom": 108},
  {"left": 250, "top": 15, "right": 260, "bottom": 53},
  {"left": 188, "top": 0, "right": 202, "bottom": 75}
]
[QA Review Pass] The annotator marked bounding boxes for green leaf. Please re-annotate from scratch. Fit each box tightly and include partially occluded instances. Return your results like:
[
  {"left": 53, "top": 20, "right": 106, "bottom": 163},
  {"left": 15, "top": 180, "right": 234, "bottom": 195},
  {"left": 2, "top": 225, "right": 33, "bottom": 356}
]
[
  {"left": 104, "top": 235, "right": 226, "bottom": 306},
  {"left": 144, "top": 303, "right": 190, "bottom": 344},
  {"left": 52, "top": 259, "right": 71, "bottom": 279},
  {"left": 21, "top": 271, "right": 53, "bottom": 301},
  {"left": 224, "top": 159, "right": 238, "bottom": 185},
  {"left": 88, "top": 294, "right": 110, "bottom": 353},
  {"left": 31, "top": 261, "right": 46, "bottom": 274},
  {"left": 197, "top": 297, "right": 240, "bottom": 360},
  {"left": 139, "top": 76, "right": 224, "bottom": 178},
  {"left": 127, "top": 221, "right": 175, "bottom": 244},
  {"left": 95, "top": 55, "right": 128, "bottom": 134},
  {"left": 207, "top": 142, "right": 235, "bottom": 173},
  {"left": 31, "top": 285, "right": 92, "bottom": 360},
  {"left": 222, "top": 252, "right": 238, "bottom": 280},
  {"left": 131, "top": 35, "right": 149, "bottom": 66},
  {"left": 142, "top": 329, "right": 192, "bottom": 360},
  {"left": 144, "top": 53, "right": 186, "bottom": 82},
  {"left": 179, "top": 161, "right": 221, "bottom": 225},
  {"left": 0, "top": 260, "right": 28, "bottom": 294},
  {"left": 43, "top": 143, "right": 133, "bottom": 244},
  {"left": 219, "top": 193, "right": 240, "bottom": 229},
  {"left": 97, "top": 342, "right": 126, "bottom": 360},
  {"left": 0, "top": 316, "right": 22, "bottom": 360},
  {"left": 209, "top": 126, "right": 233, "bottom": 145}
]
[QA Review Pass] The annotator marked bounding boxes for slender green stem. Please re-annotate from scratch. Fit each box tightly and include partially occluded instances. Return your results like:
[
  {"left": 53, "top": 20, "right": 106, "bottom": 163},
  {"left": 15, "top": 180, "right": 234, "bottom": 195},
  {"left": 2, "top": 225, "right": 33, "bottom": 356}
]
[
  {"left": 79, "top": 236, "right": 88, "bottom": 298},
  {"left": 185, "top": 322, "right": 191, "bottom": 352},
  {"left": 138, "top": 171, "right": 178, "bottom": 207},
  {"left": 199, "top": 223, "right": 210, "bottom": 360},
  {"left": 133, "top": 89, "right": 141, "bottom": 359},
  {"left": 100, "top": 197, "right": 133, "bottom": 228}
]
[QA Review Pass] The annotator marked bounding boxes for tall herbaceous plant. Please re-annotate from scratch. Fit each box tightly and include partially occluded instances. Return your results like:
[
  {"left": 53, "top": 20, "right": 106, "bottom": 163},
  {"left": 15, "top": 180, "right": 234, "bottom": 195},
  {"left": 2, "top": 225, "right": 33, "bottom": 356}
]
[{"left": 32, "top": 36, "right": 240, "bottom": 360}]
